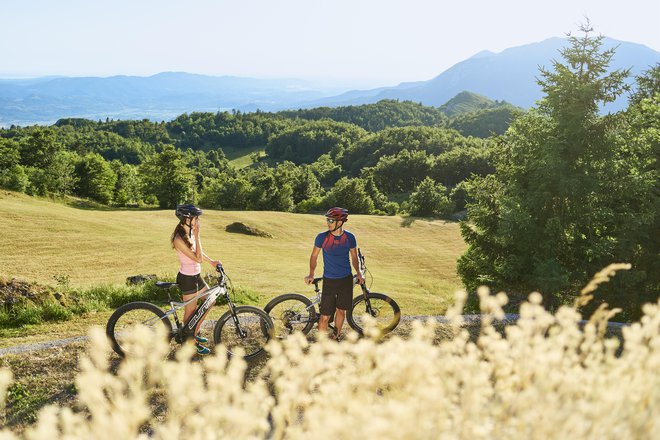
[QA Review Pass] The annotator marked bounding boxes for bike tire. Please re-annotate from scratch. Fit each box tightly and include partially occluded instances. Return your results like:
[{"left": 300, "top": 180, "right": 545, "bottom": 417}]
[
  {"left": 213, "top": 306, "right": 273, "bottom": 360},
  {"left": 347, "top": 292, "right": 401, "bottom": 336},
  {"left": 106, "top": 301, "right": 173, "bottom": 357},
  {"left": 264, "top": 293, "right": 318, "bottom": 338}
]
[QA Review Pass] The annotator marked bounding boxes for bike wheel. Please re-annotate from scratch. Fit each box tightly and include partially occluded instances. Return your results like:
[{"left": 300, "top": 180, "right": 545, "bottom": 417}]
[
  {"left": 348, "top": 293, "right": 401, "bottom": 336},
  {"left": 213, "top": 306, "right": 273, "bottom": 360},
  {"left": 264, "top": 293, "right": 317, "bottom": 338},
  {"left": 106, "top": 302, "right": 173, "bottom": 357}
]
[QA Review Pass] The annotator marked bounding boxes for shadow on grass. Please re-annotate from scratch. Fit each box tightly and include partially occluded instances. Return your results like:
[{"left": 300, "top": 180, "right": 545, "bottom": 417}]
[
  {"left": 400, "top": 215, "right": 460, "bottom": 228},
  {"left": 65, "top": 198, "right": 162, "bottom": 212}
]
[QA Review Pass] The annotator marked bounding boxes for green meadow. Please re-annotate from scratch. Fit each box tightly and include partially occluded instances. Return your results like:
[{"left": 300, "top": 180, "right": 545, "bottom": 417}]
[{"left": 0, "top": 191, "right": 466, "bottom": 329}]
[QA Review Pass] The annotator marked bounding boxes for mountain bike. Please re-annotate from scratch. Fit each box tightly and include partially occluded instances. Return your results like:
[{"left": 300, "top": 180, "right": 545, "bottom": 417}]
[
  {"left": 264, "top": 249, "right": 400, "bottom": 339},
  {"left": 106, "top": 264, "right": 273, "bottom": 360}
]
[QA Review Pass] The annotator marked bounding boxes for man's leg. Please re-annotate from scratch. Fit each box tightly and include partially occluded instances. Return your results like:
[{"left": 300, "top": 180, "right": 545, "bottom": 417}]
[
  {"left": 318, "top": 277, "right": 337, "bottom": 334},
  {"left": 334, "top": 308, "right": 346, "bottom": 335},
  {"left": 318, "top": 314, "right": 331, "bottom": 332},
  {"left": 334, "top": 275, "right": 354, "bottom": 339}
]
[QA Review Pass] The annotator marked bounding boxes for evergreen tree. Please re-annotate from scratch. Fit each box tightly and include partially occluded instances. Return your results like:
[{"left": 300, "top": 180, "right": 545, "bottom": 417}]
[{"left": 458, "top": 25, "right": 655, "bottom": 319}]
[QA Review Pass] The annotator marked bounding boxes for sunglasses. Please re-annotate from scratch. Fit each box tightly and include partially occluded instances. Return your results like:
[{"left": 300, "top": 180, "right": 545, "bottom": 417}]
[{"left": 326, "top": 218, "right": 336, "bottom": 224}]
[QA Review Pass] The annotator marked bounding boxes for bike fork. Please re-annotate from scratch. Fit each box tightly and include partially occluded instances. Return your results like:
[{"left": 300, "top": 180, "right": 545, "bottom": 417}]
[
  {"left": 227, "top": 297, "right": 249, "bottom": 338},
  {"left": 361, "top": 287, "right": 376, "bottom": 317}
]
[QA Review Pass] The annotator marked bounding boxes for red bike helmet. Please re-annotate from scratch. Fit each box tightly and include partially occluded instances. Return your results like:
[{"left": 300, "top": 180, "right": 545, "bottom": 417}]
[{"left": 325, "top": 207, "right": 348, "bottom": 222}]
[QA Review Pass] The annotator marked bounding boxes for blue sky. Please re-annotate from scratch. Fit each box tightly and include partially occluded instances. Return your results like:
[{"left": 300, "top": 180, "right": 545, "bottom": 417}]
[{"left": 1, "top": 0, "right": 659, "bottom": 86}]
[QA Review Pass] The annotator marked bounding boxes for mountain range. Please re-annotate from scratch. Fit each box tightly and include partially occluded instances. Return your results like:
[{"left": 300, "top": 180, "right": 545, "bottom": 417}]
[
  {"left": 302, "top": 37, "right": 659, "bottom": 111},
  {"left": 1, "top": 37, "right": 658, "bottom": 127}
]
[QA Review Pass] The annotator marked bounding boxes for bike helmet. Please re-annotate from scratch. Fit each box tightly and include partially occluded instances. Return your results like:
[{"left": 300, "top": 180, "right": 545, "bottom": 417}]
[
  {"left": 175, "top": 204, "right": 203, "bottom": 222},
  {"left": 325, "top": 207, "right": 348, "bottom": 222}
]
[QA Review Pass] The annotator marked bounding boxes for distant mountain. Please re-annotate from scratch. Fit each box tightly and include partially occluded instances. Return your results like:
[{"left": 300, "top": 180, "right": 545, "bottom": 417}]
[
  {"left": 0, "top": 73, "right": 342, "bottom": 126},
  {"left": 301, "top": 37, "right": 660, "bottom": 112},
  {"left": 1, "top": 37, "right": 658, "bottom": 127}
]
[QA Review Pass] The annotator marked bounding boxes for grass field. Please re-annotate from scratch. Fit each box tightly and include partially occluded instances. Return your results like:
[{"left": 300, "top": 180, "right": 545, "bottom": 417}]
[
  {"left": 0, "top": 190, "right": 466, "bottom": 331},
  {"left": 222, "top": 145, "right": 265, "bottom": 168}
]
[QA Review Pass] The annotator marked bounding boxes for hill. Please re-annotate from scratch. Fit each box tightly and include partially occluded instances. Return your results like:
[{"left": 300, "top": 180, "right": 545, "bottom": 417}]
[
  {"left": 0, "top": 191, "right": 466, "bottom": 315},
  {"left": 437, "top": 91, "right": 515, "bottom": 116}
]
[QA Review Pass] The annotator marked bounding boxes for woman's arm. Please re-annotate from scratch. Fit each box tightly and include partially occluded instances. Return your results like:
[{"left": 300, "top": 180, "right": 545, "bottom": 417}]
[
  {"left": 202, "top": 252, "right": 222, "bottom": 267},
  {"left": 192, "top": 218, "right": 203, "bottom": 262}
]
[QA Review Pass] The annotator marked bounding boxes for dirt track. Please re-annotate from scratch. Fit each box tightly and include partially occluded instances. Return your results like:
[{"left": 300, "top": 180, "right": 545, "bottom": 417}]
[{"left": 0, "top": 314, "right": 628, "bottom": 357}]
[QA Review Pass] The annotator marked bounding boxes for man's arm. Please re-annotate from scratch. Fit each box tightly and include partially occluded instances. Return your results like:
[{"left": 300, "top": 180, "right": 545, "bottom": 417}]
[
  {"left": 304, "top": 246, "right": 321, "bottom": 284},
  {"left": 350, "top": 248, "right": 364, "bottom": 284}
]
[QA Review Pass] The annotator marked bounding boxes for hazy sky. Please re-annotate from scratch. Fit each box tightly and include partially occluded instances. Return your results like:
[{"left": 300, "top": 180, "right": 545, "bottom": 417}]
[{"left": 1, "top": 0, "right": 659, "bottom": 86}]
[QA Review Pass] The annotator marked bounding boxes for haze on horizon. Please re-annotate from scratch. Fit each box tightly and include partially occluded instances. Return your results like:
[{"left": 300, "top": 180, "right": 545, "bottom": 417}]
[{"left": 1, "top": 0, "right": 659, "bottom": 88}]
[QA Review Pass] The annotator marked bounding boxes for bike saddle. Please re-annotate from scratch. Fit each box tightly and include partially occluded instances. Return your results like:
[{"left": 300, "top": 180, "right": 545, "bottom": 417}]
[
  {"left": 313, "top": 277, "right": 323, "bottom": 285},
  {"left": 155, "top": 282, "right": 178, "bottom": 289}
]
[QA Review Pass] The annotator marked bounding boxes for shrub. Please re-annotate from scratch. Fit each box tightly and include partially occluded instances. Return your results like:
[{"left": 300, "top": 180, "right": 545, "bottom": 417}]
[{"left": 40, "top": 301, "right": 72, "bottom": 322}]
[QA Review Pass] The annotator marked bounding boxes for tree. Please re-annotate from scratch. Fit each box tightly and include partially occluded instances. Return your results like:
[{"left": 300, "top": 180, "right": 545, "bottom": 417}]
[
  {"left": 199, "top": 176, "right": 252, "bottom": 210},
  {"left": 247, "top": 165, "right": 294, "bottom": 211},
  {"left": 19, "top": 128, "right": 63, "bottom": 168},
  {"left": 326, "top": 177, "right": 375, "bottom": 214},
  {"left": 0, "top": 138, "right": 20, "bottom": 171},
  {"left": 76, "top": 153, "right": 117, "bottom": 204},
  {"left": 48, "top": 151, "right": 79, "bottom": 196},
  {"left": 265, "top": 120, "right": 366, "bottom": 164},
  {"left": 369, "top": 149, "right": 432, "bottom": 194},
  {"left": 408, "top": 177, "right": 453, "bottom": 217},
  {"left": 0, "top": 165, "right": 29, "bottom": 192},
  {"left": 140, "top": 146, "right": 196, "bottom": 208},
  {"left": 457, "top": 25, "right": 656, "bottom": 319},
  {"left": 111, "top": 161, "right": 142, "bottom": 205}
]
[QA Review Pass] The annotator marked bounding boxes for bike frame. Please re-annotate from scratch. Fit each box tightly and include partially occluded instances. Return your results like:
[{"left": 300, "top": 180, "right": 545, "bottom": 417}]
[
  {"left": 291, "top": 249, "right": 375, "bottom": 325},
  {"left": 161, "top": 268, "right": 245, "bottom": 343}
]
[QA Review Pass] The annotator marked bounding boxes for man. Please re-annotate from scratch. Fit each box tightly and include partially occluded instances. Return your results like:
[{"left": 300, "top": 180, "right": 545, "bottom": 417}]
[{"left": 304, "top": 207, "right": 364, "bottom": 339}]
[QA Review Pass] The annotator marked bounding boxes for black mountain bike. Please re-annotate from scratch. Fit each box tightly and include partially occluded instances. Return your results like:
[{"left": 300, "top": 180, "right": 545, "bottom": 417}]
[
  {"left": 264, "top": 249, "right": 401, "bottom": 339},
  {"left": 106, "top": 264, "right": 273, "bottom": 360}
]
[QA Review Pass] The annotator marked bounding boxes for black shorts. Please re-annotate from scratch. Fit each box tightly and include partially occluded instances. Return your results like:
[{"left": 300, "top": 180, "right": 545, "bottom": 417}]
[
  {"left": 320, "top": 275, "right": 354, "bottom": 316},
  {"left": 176, "top": 272, "right": 208, "bottom": 295}
]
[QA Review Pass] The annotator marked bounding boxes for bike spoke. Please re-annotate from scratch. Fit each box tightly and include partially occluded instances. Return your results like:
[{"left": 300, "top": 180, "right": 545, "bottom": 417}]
[
  {"left": 218, "top": 310, "right": 271, "bottom": 357},
  {"left": 113, "top": 308, "right": 168, "bottom": 355},
  {"left": 352, "top": 296, "right": 400, "bottom": 334},
  {"left": 269, "top": 299, "right": 314, "bottom": 338}
]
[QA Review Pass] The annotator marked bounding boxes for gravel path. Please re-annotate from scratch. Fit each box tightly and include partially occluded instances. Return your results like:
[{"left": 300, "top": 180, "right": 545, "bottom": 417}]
[{"left": 0, "top": 314, "right": 629, "bottom": 357}]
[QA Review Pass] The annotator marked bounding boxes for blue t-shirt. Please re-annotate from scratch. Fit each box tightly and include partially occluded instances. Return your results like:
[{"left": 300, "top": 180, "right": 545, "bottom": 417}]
[{"left": 314, "top": 230, "right": 357, "bottom": 279}]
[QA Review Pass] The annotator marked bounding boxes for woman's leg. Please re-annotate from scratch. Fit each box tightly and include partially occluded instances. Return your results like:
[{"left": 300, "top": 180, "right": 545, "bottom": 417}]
[{"left": 183, "top": 286, "right": 209, "bottom": 337}]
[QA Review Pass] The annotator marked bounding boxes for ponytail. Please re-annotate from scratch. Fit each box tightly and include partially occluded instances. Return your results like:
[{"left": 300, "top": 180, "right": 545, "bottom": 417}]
[{"left": 171, "top": 223, "right": 193, "bottom": 249}]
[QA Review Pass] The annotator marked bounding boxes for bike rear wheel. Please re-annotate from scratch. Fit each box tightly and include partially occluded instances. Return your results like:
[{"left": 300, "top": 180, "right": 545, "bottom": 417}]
[
  {"left": 106, "top": 302, "right": 173, "bottom": 357},
  {"left": 213, "top": 306, "right": 273, "bottom": 360},
  {"left": 264, "top": 293, "right": 317, "bottom": 338},
  {"left": 348, "top": 292, "right": 401, "bottom": 336}
]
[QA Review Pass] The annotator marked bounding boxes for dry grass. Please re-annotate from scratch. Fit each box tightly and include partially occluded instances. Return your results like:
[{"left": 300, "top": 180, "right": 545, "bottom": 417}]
[
  {"left": 0, "top": 190, "right": 465, "bottom": 319},
  {"left": 0, "top": 342, "right": 86, "bottom": 434},
  {"left": 0, "top": 287, "right": 656, "bottom": 439}
]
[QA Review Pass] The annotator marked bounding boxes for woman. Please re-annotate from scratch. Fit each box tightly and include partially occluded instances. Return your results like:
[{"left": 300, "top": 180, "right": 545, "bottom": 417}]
[{"left": 171, "top": 204, "right": 221, "bottom": 355}]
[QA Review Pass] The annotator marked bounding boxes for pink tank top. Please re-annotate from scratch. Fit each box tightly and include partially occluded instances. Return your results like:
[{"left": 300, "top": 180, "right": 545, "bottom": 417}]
[{"left": 176, "top": 239, "right": 201, "bottom": 276}]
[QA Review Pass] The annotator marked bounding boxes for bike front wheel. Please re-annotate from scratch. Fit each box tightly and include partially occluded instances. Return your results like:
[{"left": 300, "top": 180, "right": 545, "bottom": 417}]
[
  {"left": 347, "top": 292, "right": 401, "bottom": 336},
  {"left": 264, "top": 293, "right": 317, "bottom": 338},
  {"left": 213, "top": 306, "right": 273, "bottom": 360},
  {"left": 106, "top": 302, "right": 173, "bottom": 357}
]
